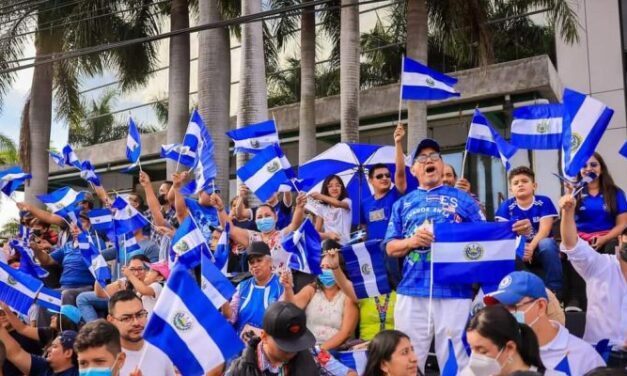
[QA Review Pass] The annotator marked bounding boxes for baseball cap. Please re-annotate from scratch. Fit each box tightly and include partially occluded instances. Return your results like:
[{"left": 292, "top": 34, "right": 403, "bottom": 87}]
[
  {"left": 263, "top": 302, "right": 316, "bottom": 352},
  {"left": 484, "top": 271, "right": 548, "bottom": 306},
  {"left": 58, "top": 330, "right": 78, "bottom": 350},
  {"left": 60, "top": 305, "right": 82, "bottom": 325},
  {"left": 247, "top": 241, "right": 271, "bottom": 260},
  {"left": 150, "top": 261, "right": 171, "bottom": 279},
  {"left": 412, "top": 138, "right": 441, "bottom": 161}
]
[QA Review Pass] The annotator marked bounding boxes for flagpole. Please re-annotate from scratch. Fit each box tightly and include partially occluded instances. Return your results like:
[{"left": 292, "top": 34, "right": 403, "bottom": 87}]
[
  {"left": 175, "top": 152, "right": 182, "bottom": 173},
  {"left": 459, "top": 150, "right": 468, "bottom": 179},
  {"left": 397, "top": 54, "right": 405, "bottom": 124},
  {"left": 135, "top": 346, "right": 149, "bottom": 375},
  {"left": 137, "top": 158, "right": 143, "bottom": 173}
]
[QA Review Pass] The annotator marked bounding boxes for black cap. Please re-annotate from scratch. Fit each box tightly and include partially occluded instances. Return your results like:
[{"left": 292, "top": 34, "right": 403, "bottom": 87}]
[
  {"left": 412, "top": 138, "right": 441, "bottom": 161},
  {"left": 247, "top": 241, "right": 271, "bottom": 260},
  {"left": 263, "top": 302, "right": 316, "bottom": 352},
  {"left": 58, "top": 330, "right": 78, "bottom": 350}
]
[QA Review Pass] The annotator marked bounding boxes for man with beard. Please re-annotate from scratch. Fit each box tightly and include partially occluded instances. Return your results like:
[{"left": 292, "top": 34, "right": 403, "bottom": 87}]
[{"left": 107, "top": 290, "right": 175, "bottom": 376}]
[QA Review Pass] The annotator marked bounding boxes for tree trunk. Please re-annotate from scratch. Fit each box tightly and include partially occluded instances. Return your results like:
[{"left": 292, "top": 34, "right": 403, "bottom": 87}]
[
  {"left": 198, "top": 0, "right": 231, "bottom": 197},
  {"left": 340, "top": 0, "right": 360, "bottom": 143},
  {"left": 25, "top": 49, "right": 53, "bottom": 205},
  {"left": 298, "top": 0, "right": 316, "bottom": 164},
  {"left": 406, "top": 0, "right": 428, "bottom": 148},
  {"left": 166, "top": 0, "right": 190, "bottom": 176}
]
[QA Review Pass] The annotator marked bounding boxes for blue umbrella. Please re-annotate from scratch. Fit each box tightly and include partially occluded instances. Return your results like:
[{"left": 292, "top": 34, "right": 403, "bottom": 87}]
[{"left": 298, "top": 143, "right": 417, "bottom": 225}]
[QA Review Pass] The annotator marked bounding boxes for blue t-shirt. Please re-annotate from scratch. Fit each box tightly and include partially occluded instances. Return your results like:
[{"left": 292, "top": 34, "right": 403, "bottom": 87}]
[
  {"left": 138, "top": 239, "right": 160, "bottom": 262},
  {"left": 51, "top": 234, "right": 105, "bottom": 288},
  {"left": 383, "top": 185, "right": 485, "bottom": 299},
  {"left": 495, "top": 195, "right": 558, "bottom": 239},
  {"left": 361, "top": 187, "right": 401, "bottom": 240},
  {"left": 29, "top": 354, "right": 78, "bottom": 376},
  {"left": 575, "top": 188, "right": 627, "bottom": 233},
  {"left": 185, "top": 198, "right": 219, "bottom": 240},
  {"left": 235, "top": 274, "right": 284, "bottom": 333}
]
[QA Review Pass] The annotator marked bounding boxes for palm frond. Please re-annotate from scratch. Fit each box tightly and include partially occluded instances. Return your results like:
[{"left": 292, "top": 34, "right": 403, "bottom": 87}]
[
  {"left": 269, "top": 0, "right": 298, "bottom": 50},
  {"left": 53, "top": 59, "right": 83, "bottom": 124},
  {"left": 0, "top": 7, "right": 33, "bottom": 113}
]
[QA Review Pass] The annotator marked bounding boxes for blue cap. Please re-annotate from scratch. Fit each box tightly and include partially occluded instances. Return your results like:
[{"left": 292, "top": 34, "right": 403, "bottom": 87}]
[
  {"left": 412, "top": 138, "right": 441, "bottom": 161},
  {"left": 484, "top": 271, "right": 547, "bottom": 306},
  {"left": 60, "top": 305, "right": 81, "bottom": 325}
]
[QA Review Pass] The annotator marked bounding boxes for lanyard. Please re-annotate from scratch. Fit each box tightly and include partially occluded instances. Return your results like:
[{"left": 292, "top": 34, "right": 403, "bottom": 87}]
[{"left": 373, "top": 294, "right": 391, "bottom": 331}]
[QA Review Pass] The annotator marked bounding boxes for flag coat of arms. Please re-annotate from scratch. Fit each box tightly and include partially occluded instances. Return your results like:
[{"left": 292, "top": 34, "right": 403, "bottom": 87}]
[
  {"left": 37, "top": 187, "right": 85, "bottom": 216},
  {"left": 341, "top": 240, "right": 391, "bottom": 299},
  {"left": 400, "top": 56, "right": 460, "bottom": 100},
  {"left": 226, "top": 119, "right": 279, "bottom": 154},
  {"left": 511, "top": 104, "right": 563, "bottom": 149},
  {"left": 0, "top": 261, "right": 44, "bottom": 315},
  {"left": 236, "top": 145, "right": 295, "bottom": 203}
]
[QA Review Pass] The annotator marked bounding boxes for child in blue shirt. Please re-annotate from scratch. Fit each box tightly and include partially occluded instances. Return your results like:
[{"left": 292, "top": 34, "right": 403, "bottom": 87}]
[{"left": 495, "top": 166, "right": 562, "bottom": 294}]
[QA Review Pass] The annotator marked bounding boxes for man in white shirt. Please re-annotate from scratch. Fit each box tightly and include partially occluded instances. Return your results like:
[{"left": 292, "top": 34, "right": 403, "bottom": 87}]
[
  {"left": 107, "top": 290, "right": 176, "bottom": 376},
  {"left": 559, "top": 193, "right": 627, "bottom": 351},
  {"left": 484, "top": 271, "right": 605, "bottom": 375}
]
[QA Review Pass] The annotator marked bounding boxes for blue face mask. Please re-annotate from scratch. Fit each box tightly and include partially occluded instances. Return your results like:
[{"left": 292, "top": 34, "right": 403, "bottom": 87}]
[
  {"left": 79, "top": 367, "right": 113, "bottom": 376},
  {"left": 256, "top": 217, "right": 276, "bottom": 233},
  {"left": 319, "top": 269, "right": 336, "bottom": 287}
]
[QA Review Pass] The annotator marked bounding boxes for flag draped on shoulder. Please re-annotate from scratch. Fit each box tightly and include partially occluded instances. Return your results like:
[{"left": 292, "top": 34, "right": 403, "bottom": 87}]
[
  {"left": 126, "top": 117, "right": 142, "bottom": 168},
  {"left": 143, "top": 265, "right": 244, "bottom": 376},
  {"left": 466, "top": 109, "right": 518, "bottom": 170},
  {"left": 236, "top": 145, "right": 295, "bottom": 203},
  {"left": 0, "top": 166, "right": 31, "bottom": 196},
  {"left": 561, "top": 88, "right": 614, "bottom": 178},
  {"left": 341, "top": 240, "right": 390, "bottom": 299},
  {"left": 511, "top": 104, "right": 563, "bottom": 149},
  {"left": 281, "top": 219, "right": 322, "bottom": 275},
  {"left": 201, "top": 245, "right": 235, "bottom": 308},
  {"left": 9, "top": 240, "right": 49, "bottom": 279},
  {"left": 0, "top": 261, "right": 43, "bottom": 315},
  {"left": 431, "top": 221, "right": 516, "bottom": 284},
  {"left": 170, "top": 216, "right": 209, "bottom": 268},
  {"left": 37, "top": 187, "right": 85, "bottom": 217},
  {"left": 226, "top": 119, "right": 279, "bottom": 154},
  {"left": 62, "top": 144, "right": 82, "bottom": 168},
  {"left": 77, "top": 233, "right": 111, "bottom": 287},
  {"left": 36, "top": 286, "right": 62, "bottom": 312},
  {"left": 110, "top": 196, "right": 149, "bottom": 235},
  {"left": 400, "top": 56, "right": 460, "bottom": 100}
]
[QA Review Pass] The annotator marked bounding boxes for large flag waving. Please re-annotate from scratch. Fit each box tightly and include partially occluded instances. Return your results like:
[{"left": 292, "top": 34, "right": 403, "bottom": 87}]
[
  {"left": 143, "top": 264, "right": 244, "bottom": 376},
  {"left": 466, "top": 109, "right": 518, "bottom": 170},
  {"left": 341, "top": 240, "right": 390, "bottom": 299},
  {"left": 110, "top": 196, "right": 149, "bottom": 235},
  {"left": 36, "top": 286, "right": 62, "bottom": 312},
  {"left": 0, "top": 166, "right": 31, "bottom": 196},
  {"left": 561, "top": 88, "right": 614, "bottom": 178},
  {"left": 0, "top": 261, "right": 43, "bottom": 315},
  {"left": 226, "top": 119, "right": 279, "bottom": 154},
  {"left": 511, "top": 104, "right": 563, "bottom": 149},
  {"left": 281, "top": 219, "right": 322, "bottom": 275},
  {"left": 432, "top": 221, "right": 517, "bottom": 284},
  {"left": 400, "top": 56, "right": 460, "bottom": 100},
  {"left": 236, "top": 145, "right": 295, "bottom": 203}
]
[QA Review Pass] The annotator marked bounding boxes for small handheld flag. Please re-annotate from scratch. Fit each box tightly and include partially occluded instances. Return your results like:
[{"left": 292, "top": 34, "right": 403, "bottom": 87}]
[
  {"left": 49, "top": 150, "right": 65, "bottom": 168},
  {"left": 336, "top": 350, "right": 368, "bottom": 375},
  {"left": 0, "top": 166, "right": 31, "bottom": 197},
  {"left": 213, "top": 223, "right": 230, "bottom": 274},
  {"left": 180, "top": 124, "right": 218, "bottom": 195},
  {"left": 110, "top": 196, "right": 150, "bottom": 235},
  {"left": 160, "top": 143, "right": 195, "bottom": 167},
  {"left": 511, "top": 104, "right": 563, "bottom": 149},
  {"left": 170, "top": 216, "right": 209, "bottom": 268},
  {"left": 0, "top": 261, "right": 43, "bottom": 316},
  {"left": 281, "top": 219, "right": 322, "bottom": 275},
  {"left": 400, "top": 56, "right": 460, "bottom": 100},
  {"left": 236, "top": 145, "right": 295, "bottom": 203},
  {"left": 62, "top": 144, "right": 82, "bottom": 169},
  {"left": 341, "top": 240, "right": 390, "bottom": 299},
  {"left": 126, "top": 117, "right": 142, "bottom": 168},
  {"left": 79, "top": 160, "right": 101, "bottom": 186},
  {"left": 77, "top": 233, "right": 111, "bottom": 287},
  {"left": 226, "top": 119, "right": 279, "bottom": 154},
  {"left": 441, "top": 338, "right": 458, "bottom": 376},
  {"left": 37, "top": 187, "right": 85, "bottom": 217},
  {"left": 201, "top": 245, "right": 235, "bottom": 308},
  {"left": 466, "top": 109, "right": 518, "bottom": 171}
]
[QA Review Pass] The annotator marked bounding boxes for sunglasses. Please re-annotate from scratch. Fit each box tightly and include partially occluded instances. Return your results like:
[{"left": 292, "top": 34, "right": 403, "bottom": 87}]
[{"left": 374, "top": 173, "right": 391, "bottom": 180}]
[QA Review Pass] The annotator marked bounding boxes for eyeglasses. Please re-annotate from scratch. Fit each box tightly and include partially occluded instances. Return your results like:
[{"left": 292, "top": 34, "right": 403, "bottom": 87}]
[
  {"left": 128, "top": 267, "right": 146, "bottom": 273},
  {"left": 112, "top": 310, "right": 148, "bottom": 324},
  {"left": 414, "top": 152, "right": 442, "bottom": 164},
  {"left": 374, "top": 173, "right": 391, "bottom": 180},
  {"left": 583, "top": 162, "right": 599, "bottom": 168}
]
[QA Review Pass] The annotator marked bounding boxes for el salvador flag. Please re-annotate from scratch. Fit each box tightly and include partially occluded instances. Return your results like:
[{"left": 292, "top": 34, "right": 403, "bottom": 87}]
[
  {"left": 400, "top": 56, "right": 460, "bottom": 100},
  {"left": 466, "top": 109, "right": 518, "bottom": 171},
  {"left": 160, "top": 143, "right": 196, "bottom": 167},
  {"left": 79, "top": 160, "right": 101, "bottom": 186},
  {"left": 281, "top": 219, "right": 322, "bottom": 275},
  {"left": 110, "top": 196, "right": 149, "bottom": 235},
  {"left": 49, "top": 150, "right": 65, "bottom": 168},
  {"left": 213, "top": 223, "right": 230, "bottom": 274},
  {"left": 62, "top": 144, "right": 82, "bottom": 168},
  {"left": 170, "top": 216, "right": 209, "bottom": 269},
  {"left": 77, "top": 233, "right": 111, "bottom": 287},
  {"left": 237, "top": 145, "right": 295, "bottom": 203},
  {"left": 274, "top": 144, "right": 301, "bottom": 192},
  {"left": 126, "top": 117, "right": 141, "bottom": 165},
  {"left": 0, "top": 261, "right": 44, "bottom": 316},
  {"left": 201, "top": 245, "right": 235, "bottom": 308},
  {"left": 226, "top": 119, "right": 279, "bottom": 154},
  {"left": 180, "top": 127, "right": 218, "bottom": 195},
  {"left": 441, "top": 338, "right": 458, "bottom": 376},
  {"left": 620, "top": 140, "right": 627, "bottom": 159},
  {"left": 36, "top": 286, "right": 62, "bottom": 312},
  {"left": 37, "top": 187, "right": 85, "bottom": 216},
  {"left": 0, "top": 166, "right": 31, "bottom": 196},
  {"left": 341, "top": 240, "right": 391, "bottom": 299},
  {"left": 432, "top": 221, "right": 517, "bottom": 284},
  {"left": 511, "top": 104, "right": 563, "bottom": 149},
  {"left": 9, "top": 240, "right": 49, "bottom": 279},
  {"left": 88, "top": 208, "right": 113, "bottom": 233},
  {"left": 561, "top": 88, "right": 614, "bottom": 178},
  {"left": 143, "top": 264, "right": 244, "bottom": 376},
  {"left": 337, "top": 350, "right": 368, "bottom": 375},
  {"left": 161, "top": 109, "right": 212, "bottom": 168},
  {"left": 121, "top": 234, "right": 142, "bottom": 261}
]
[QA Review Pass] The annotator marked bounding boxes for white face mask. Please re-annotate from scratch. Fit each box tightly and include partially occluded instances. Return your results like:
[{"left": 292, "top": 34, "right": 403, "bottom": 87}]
[{"left": 468, "top": 348, "right": 503, "bottom": 376}]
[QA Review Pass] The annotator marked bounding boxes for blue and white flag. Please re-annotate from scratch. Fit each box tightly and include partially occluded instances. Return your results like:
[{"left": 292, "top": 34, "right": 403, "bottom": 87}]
[
  {"left": 201, "top": 245, "right": 235, "bottom": 308},
  {"left": 341, "top": 240, "right": 390, "bottom": 299},
  {"left": 37, "top": 187, "right": 86, "bottom": 216},
  {"left": 441, "top": 338, "right": 458, "bottom": 376},
  {"left": 36, "top": 286, "right": 62, "bottom": 312},
  {"left": 181, "top": 126, "right": 218, "bottom": 195},
  {"left": 620, "top": 140, "right": 627, "bottom": 159},
  {"left": 79, "top": 160, "right": 101, "bottom": 186},
  {"left": 88, "top": 208, "right": 113, "bottom": 233},
  {"left": 554, "top": 355, "right": 571, "bottom": 376},
  {"left": 236, "top": 145, "right": 294, "bottom": 203},
  {"left": 170, "top": 216, "right": 209, "bottom": 268},
  {"left": 126, "top": 117, "right": 142, "bottom": 167},
  {"left": 9, "top": 240, "right": 49, "bottom": 279},
  {"left": 160, "top": 143, "right": 196, "bottom": 167},
  {"left": 62, "top": 144, "right": 82, "bottom": 169},
  {"left": 0, "top": 261, "right": 43, "bottom": 316},
  {"left": 281, "top": 219, "right": 322, "bottom": 275},
  {"left": 561, "top": 88, "right": 614, "bottom": 178},
  {"left": 121, "top": 233, "right": 142, "bottom": 261},
  {"left": 466, "top": 109, "right": 518, "bottom": 171},
  {"left": 0, "top": 166, "right": 31, "bottom": 196},
  {"left": 161, "top": 109, "right": 212, "bottom": 168},
  {"left": 432, "top": 221, "right": 516, "bottom": 284},
  {"left": 110, "top": 196, "right": 149, "bottom": 235},
  {"left": 400, "top": 56, "right": 460, "bottom": 100},
  {"left": 143, "top": 265, "right": 244, "bottom": 376},
  {"left": 226, "top": 119, "right": 279, "bottom": 154},
  {"left": 78, "top": 233, "right": 111, "bottom": 287},
  {"left": 274, "top": 144, "right": 301, "bottom": 192},
  {"left": 49, "top": 150, "right": 65, "bottom": 168},
  {"left": 336, "top": 350, "right": 368, "bottom": 375},
  {"left": 213, "top": 223, "right": 230, "bottom": 274},
  {"left": 511, "top": 104, "right": 563, "bottom": 149}
]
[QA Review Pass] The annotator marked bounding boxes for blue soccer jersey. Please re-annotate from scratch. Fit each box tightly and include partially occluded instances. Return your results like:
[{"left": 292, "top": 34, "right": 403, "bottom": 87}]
[
  {"left": 383, "top": 185, "right": 485, "bottom": 298},
  {"left": 361, "top": 187, "right": 402, "bottom": 240},
  {"left": 495, "top": 195, "right": 558, "bottom": 239},
  {"left": 575, "top": 188, "right": 627, "bottom": 233}
]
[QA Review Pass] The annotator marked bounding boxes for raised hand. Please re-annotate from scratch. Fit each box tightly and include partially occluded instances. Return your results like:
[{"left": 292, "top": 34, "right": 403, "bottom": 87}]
[
  {"left": 138, "top": 171, "right": 151, "bottom": 187},
  {"left": 394, "top": 122, "right": 405, "bottom": 144}
]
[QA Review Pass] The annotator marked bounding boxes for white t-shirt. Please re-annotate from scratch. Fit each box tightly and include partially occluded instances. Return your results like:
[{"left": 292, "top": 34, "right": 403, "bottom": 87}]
[
  {"left": 540, "top": 321, "right": 605, "bottom": 375},
  {"left": 119, "top": 342, "right": 176, "bottom": 376},
  {"left": 140, "top": 282, "right": 163, "bottom": 315},
  {"left": 318, "top": 198, "right": 352, "bottom": 244}
]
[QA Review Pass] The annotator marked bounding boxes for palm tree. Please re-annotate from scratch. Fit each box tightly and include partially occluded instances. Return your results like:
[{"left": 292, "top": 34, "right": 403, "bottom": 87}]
[
  {"left": 0, "top": 132, "right": 18, "bottom": 165},
  {"left": 340, "top": 0, "right": 360, "bottom": 143},
  {"left": 0, "top": 0, "right": 159, "bottom": 204},
  {"left": 0, "top": 219, "right": 19, "bottom": 238}
]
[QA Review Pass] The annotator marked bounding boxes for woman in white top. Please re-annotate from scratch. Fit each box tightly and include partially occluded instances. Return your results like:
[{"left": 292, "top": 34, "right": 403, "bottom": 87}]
[{"left": 311, "top": 174, "right": 352, "bottom": 244}]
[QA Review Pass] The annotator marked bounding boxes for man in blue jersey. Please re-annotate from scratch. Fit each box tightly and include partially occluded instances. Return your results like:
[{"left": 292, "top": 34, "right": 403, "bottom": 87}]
[{"left": 383, "top": 138, "right": 485, "bottom": 373}]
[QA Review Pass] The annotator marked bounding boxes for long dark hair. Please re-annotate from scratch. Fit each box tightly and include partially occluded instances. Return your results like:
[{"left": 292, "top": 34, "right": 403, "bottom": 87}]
[
  {"left": 320, "top": 175, "right": 348, "bottom": 201},
  {"left": 576, "top": 152, "right": 620, "bottom": 216},
  {"left": 363, "top": 330, "right": 422, "bottom": 376},
  {"left": 467, "top": 305, "right": 545, "bottom": 372}
]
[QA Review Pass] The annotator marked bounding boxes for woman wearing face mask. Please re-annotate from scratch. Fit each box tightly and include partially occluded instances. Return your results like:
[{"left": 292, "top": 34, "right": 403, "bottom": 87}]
[
  {"left": 310, "top": 175, "right": 352, "bottom": 245},
  {"left": 461, "top": 305, "right": 564, "bottom": 376},
  {"left": 362, "top": 330, "right": 420, "bottom": 376}
]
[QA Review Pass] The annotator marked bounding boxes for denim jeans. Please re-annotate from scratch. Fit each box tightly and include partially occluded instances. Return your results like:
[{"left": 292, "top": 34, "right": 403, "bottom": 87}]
[
  {"left": 76, "top": 291, "right": 109, "bottom": 322},
  {"left": 535, "top": 238, "right": 563, "bottom": 291}
]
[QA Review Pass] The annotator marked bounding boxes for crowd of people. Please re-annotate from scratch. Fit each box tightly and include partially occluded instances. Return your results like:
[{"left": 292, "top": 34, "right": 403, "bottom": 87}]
[{"left": 0, "top": 123, "right": 625, "bottom": 376}]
